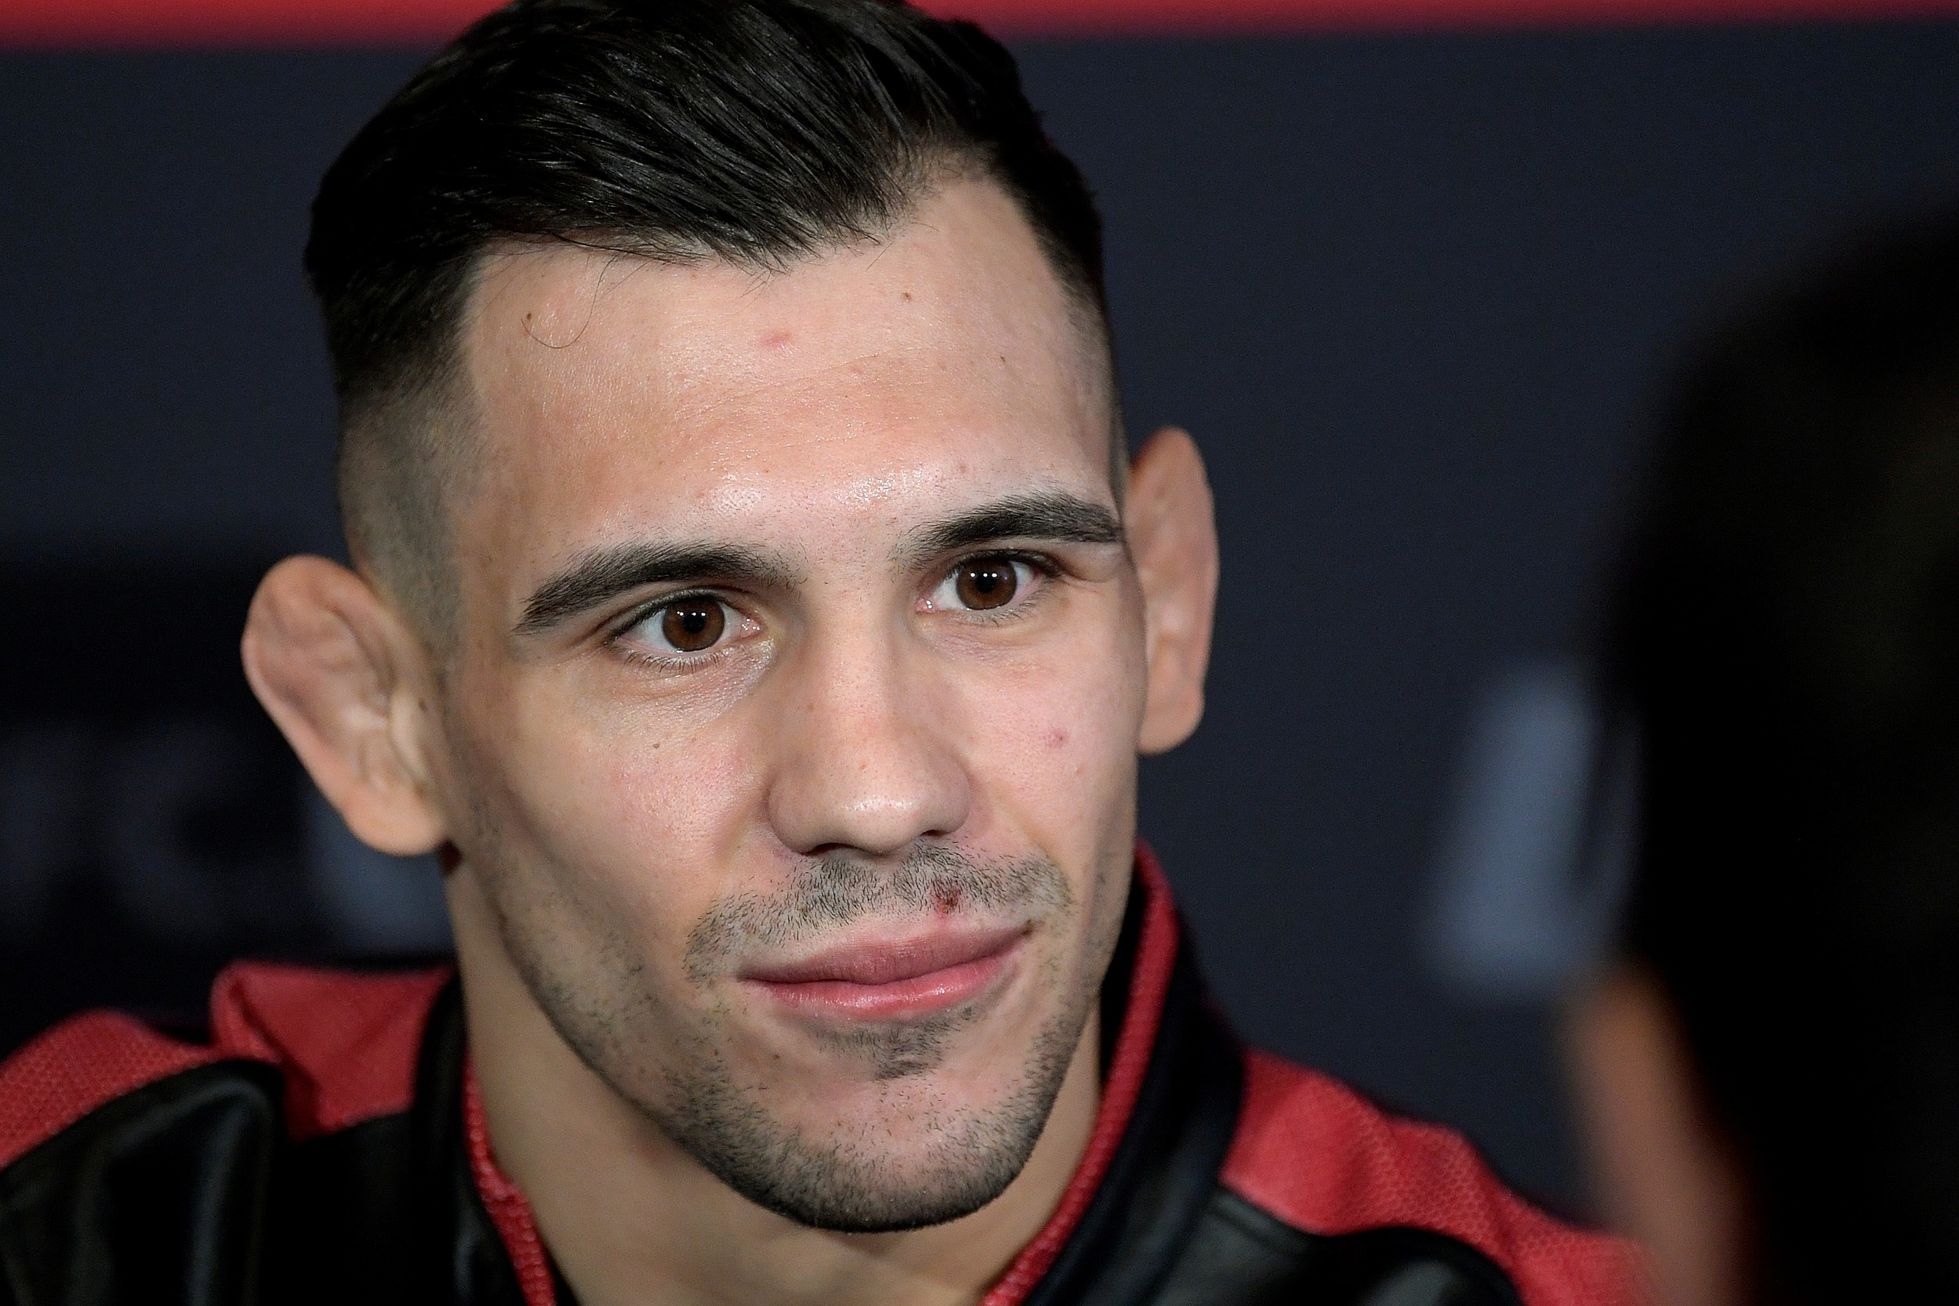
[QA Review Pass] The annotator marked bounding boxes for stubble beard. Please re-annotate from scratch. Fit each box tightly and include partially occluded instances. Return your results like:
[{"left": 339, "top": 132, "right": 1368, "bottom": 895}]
[{"left": 485, "top": 843, "right": 1119, "bottom": 1233}]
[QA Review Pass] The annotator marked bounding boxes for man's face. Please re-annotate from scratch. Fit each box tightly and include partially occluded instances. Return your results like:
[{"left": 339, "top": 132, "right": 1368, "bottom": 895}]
[{"left": 431, "top": 180, "right": 1147, "bottom": 1230}]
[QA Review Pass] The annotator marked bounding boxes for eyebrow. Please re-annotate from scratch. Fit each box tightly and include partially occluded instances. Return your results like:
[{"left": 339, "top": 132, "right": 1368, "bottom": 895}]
[
  {"left": 896, "top": 491, "right": 1125, "bottom": 566},
  {"left": 513, "top": 491, "right": 1124, "bottom": 637},
  {"left": 515, "top": 541, "right": 803, "bottom": 636}
]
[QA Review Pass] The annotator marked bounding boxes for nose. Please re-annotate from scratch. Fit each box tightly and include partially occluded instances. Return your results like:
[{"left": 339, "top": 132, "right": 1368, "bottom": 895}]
[{"left": 764, "top": 627, "right": 972, "bottom": 858}]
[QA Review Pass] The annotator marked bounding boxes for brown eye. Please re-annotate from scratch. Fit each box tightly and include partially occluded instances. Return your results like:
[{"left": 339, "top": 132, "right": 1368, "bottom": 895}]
[
  {"left": 953, "top": 559, "right": 1019, "bottom": 610},
  {"left": 659, "top": 599, "right": 726, "bottom": 653}
]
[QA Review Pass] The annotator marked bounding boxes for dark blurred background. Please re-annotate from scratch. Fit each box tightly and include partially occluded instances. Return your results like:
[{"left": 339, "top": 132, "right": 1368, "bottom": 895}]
[{"left": 5, "top": 0, "right": 1959, "bottom": 1214}]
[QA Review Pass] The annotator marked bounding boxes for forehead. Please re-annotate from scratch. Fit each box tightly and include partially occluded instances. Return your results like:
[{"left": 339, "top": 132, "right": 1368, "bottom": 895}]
[{"left": 454, "top": 180, "right": 1111, "bottom": 585}]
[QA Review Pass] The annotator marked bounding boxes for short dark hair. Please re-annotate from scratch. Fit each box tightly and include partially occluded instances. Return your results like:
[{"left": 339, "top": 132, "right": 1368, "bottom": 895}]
[
  {"left": 1603, "top": 207, "right": 1959, "bottom": 1304},
  {"left": 304, "top": 0, "right": 1108, "bottom": 628}
]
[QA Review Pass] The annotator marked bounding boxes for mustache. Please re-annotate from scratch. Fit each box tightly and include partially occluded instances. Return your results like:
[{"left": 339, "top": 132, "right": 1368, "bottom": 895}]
[{"left": 683, "top": 845, "right": 1072, "bottom": 980}]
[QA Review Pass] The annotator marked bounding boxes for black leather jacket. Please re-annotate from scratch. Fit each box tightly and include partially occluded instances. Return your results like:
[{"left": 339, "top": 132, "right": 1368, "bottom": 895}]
[{"left": 0, "top": 859, "right": 1640, "bottom": 1305}]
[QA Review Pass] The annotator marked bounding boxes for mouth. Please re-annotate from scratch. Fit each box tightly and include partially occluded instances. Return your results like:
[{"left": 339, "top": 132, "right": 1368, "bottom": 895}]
[{"left": 740, "top": 924, "right": 1028, "bottom": 1022}]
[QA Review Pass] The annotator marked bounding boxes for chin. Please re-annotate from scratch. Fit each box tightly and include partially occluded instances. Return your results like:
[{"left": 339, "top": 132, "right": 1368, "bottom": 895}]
[
  {"left": 724, "top": 1137, "right": 1031, "bottom": 1233},
  {"left": 640, "top": 1001, "right": 1087, "bottom": 1233}
]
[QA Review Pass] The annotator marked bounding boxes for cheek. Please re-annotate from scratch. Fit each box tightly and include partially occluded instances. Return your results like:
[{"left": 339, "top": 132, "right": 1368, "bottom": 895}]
[
  {"left": 480, "top": 691, "right": 763, "bottom": 938},
  {"left": 597, "top": 723, "right": 756, "bottom": 859},
  {"left": 963, "top": 620, "right": 1145, "bottom": 840}
]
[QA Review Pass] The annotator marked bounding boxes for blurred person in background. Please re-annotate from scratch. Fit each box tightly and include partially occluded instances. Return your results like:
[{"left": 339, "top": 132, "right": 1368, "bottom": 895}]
[
  {"left": 1573, "top": 207, "right": 1959, "bottom": 1306},
  {"left": 0, "top": 1, "right": 1639, "bottom": 1304}
]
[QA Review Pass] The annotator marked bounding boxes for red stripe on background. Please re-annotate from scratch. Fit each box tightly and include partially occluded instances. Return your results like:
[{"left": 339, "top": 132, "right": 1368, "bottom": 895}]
[{"left": 1, "top": 0, "right": 1956, "bottom": 45}]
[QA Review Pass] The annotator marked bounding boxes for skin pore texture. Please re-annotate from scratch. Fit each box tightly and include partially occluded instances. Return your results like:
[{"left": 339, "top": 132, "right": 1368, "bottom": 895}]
[{"left": 243, "top": 178, "right": 1218, "bottom": 1306}]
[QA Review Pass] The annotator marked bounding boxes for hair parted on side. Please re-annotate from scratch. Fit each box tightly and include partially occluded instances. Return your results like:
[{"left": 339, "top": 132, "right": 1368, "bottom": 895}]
[{"left": 303, "top": 0, "right": 1108, "bottom": 631}]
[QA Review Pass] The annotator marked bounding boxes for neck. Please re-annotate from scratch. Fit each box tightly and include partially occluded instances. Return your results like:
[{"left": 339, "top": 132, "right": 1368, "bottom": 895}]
[{"left": 449, "top": 875, "right": 1105, "bottom": 1306}]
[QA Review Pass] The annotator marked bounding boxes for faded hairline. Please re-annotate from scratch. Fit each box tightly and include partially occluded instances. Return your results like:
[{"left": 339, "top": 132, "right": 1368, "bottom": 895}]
[{"left": 336, "top": 320, "right": 476, "bottom": 645}]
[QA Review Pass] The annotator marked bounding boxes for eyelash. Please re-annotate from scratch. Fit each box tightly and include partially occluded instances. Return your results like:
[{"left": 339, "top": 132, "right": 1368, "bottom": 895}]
[
  {"left": 605, "top": 588, "right": 741, "bottom": 672},
  {"left": 933, "top": 550, "right": 1061, "bottom": 625},
  {"left": 603, "top": 550, "right": 1065, "bottom": 671}
]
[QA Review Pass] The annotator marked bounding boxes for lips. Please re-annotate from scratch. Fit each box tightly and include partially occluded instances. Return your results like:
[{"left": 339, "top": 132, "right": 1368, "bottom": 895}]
[{"left": 741, "top": 924, "right": 1027, "bottom": 1021}]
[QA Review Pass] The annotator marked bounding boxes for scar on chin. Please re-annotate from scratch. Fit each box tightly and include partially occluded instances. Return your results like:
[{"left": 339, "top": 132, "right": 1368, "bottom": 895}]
[{"left": 932, "top": 884, "right": 962, "bottom": 914}]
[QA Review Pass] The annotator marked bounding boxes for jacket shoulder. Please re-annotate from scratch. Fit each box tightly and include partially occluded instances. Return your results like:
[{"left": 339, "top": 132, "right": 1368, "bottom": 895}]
[
  {"left": 203, "top": 961, "right": 451, "bottom": 1138},
  {"left": 1220, "top": 1049, "right": 1647, "bottom": 1306},
  {"left": 0, "top": 1009, "right": 224, "bottom": 1170},
  {"left": 0, "top": 962, "right": 451, "bottom": 1167}
]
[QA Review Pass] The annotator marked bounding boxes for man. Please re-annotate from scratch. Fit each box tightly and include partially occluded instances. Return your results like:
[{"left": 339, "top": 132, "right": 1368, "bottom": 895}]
[
  {"left": 0, "top": 2, "right": 1638, "bottom": 1302},
  {"left": 1571, "top": 209, "right": 1959, "bottom": 1306}
]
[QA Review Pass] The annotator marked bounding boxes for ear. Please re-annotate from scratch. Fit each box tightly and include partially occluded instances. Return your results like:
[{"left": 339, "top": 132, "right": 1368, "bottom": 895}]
[
  {"left": 1127, "top": 427, "right": 1219, "bottom": 755},
  {"left": 1568, "top": 967, "right": 1749, "bottom": 1306},
  {"left": 241, "top": 555, "right": 448, "bottom": 857}
]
